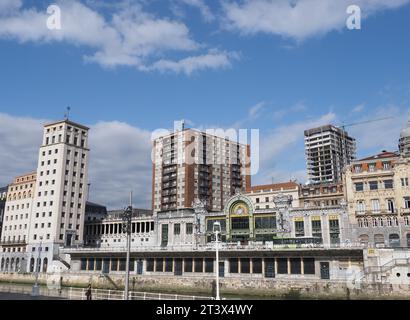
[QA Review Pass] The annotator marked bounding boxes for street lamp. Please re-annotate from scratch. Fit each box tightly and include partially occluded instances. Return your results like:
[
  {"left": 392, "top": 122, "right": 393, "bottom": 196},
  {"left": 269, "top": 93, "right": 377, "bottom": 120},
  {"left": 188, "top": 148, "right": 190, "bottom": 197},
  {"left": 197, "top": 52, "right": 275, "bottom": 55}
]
[
  {"left": 213, "top": 221, "right": 221, "bottom": 301},
  {"left": 32, "top": 236, "right": 43, "bottom": 297},
  {"left": 122, "top": 192, "right": 133, "bottom": 300}
]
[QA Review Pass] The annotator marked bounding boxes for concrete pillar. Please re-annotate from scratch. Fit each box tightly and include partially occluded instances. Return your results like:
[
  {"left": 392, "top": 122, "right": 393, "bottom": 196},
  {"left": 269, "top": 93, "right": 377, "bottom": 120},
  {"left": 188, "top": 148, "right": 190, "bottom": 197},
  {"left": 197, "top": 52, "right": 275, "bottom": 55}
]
[
  {"left": 301, "top": 259, "right": 304, "bottom": 275},
  {"left": 250, "top": 259, "right": 253, "bottom": 274},
  {"left": 274, "top": 258, "right": 278, "bottom": 275}
]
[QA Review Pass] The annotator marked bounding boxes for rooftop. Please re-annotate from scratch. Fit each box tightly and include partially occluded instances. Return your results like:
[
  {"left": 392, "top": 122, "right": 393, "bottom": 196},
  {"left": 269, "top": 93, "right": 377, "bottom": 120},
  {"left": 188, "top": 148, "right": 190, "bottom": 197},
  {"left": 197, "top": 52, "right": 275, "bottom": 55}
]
[
  {"left": 356, "top": 151, "right": 399, "bottom": 162},
  {"left": 44, "top": 119, "right": 90, "bottom": 131},
  {"left": 249, "top": 181, "right": 299, "bottom": 192}
]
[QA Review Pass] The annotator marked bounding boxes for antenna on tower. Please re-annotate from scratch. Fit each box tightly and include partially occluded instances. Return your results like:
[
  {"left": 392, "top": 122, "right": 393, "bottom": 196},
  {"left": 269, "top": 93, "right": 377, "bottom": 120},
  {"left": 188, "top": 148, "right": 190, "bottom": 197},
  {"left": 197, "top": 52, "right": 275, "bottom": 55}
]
[{"left": 64, "top": 106, "right": 71, "bottom": 120}]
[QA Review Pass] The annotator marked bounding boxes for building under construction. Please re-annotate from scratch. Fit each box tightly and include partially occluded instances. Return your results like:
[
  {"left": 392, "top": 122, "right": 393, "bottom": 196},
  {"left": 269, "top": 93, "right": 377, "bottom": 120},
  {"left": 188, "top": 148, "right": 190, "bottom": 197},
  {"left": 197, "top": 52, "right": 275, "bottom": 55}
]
[{"left": 304, "top": 125, "right": 356, "bottom": 184}]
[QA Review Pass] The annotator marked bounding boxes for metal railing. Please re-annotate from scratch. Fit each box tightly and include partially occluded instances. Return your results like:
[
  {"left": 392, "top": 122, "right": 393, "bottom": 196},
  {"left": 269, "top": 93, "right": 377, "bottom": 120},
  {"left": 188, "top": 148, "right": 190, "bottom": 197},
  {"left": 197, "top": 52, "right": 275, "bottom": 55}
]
[
  {"left": 0, "top": 284, "right": 212, "bottom": 300},
  {"left": 67, "top": 287, "right": 212, "bottom": 301}
]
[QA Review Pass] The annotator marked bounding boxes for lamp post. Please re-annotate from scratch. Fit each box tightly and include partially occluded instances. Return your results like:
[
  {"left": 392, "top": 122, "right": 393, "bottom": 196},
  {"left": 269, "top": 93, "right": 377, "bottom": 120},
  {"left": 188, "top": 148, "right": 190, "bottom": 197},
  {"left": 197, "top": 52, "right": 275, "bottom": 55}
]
[
  {"left": 213, "top": 221, "right": 221, "bottom": 301},
  {"left": 122, "top": 192, "right": 133, "bottom": 300},
  {"left": 32, "top": 236, "right": 43, "bottom": 297}
]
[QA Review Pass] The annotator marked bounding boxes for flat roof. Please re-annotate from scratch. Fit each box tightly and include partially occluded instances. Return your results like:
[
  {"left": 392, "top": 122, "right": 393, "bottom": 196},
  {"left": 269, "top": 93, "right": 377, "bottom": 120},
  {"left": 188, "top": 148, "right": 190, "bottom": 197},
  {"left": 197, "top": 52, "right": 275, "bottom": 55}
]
[{"left": 44, "top": 119, "right": 90, "bottom": 131}]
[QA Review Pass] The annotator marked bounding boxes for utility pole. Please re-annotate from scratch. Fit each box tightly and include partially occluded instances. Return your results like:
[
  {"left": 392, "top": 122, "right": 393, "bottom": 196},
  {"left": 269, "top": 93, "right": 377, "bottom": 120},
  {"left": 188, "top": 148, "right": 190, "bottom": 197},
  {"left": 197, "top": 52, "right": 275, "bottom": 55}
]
[
  {"left": 122, "top": 192, "right": 133, "bottom": 300},
  {"left": 213, "top": 221, "right": 221, "bottom": 300}
]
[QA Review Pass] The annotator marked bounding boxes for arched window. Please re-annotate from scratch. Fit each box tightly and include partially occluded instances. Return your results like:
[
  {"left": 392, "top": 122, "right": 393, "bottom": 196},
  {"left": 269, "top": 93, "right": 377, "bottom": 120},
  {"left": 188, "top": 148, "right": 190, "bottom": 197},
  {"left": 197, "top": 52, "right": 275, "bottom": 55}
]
[
  {"left": 42, "top": 258, "right": 48, "bottom": 273},
  {"left": 407, "top": 233, "right": 410, "bottom": 248},
  {"left": 5, "top": 258, "right": 9, "bottom": 271},
  {"left": 389, "top": 234, "right": 400, "bottom": 248},
  {"left": 10, "top": 258, "right": 15, "bottom": 271},
  {"left": 0, "top": 258, "right": 4, "bottom": 271},
  {"left": 15, "top": 258, "right": 20, "bottom": 272}
]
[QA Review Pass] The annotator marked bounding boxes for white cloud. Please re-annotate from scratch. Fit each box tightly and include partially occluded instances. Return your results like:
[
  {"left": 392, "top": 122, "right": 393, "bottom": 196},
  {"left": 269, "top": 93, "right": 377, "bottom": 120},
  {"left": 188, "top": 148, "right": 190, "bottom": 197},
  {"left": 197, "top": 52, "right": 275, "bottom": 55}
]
[
  {"left": 352, "top": 104, "right": 365, "bottom": 113},
  {"left": 176, "top": 0, "right": 215, "bottom": 22},
  {"left": 260, "top": 112, "right": 336, "bottom": 165},
  {"left": 222, "top": 0, "right": 410, "bottom": 40},
  {"left": 348, "top": 105, "right": 408, "bottom": 157},
  {"left": 88, "top": 121, "right": 152, "bottom": 209},
  {"left": 147, "top": 49, "right": 237, "bottom": 75},
  {"left": 0, "top": 113, "right": 153, "bottom": 209},
  {"left": 248, "top": 101, "right": 266, "bottom": 119},
  {"left": 0, "top": 0, "right": 235, "bottom": 75},
  {"left": 273, "top": 101, "right": 307, "bottom": 120}
]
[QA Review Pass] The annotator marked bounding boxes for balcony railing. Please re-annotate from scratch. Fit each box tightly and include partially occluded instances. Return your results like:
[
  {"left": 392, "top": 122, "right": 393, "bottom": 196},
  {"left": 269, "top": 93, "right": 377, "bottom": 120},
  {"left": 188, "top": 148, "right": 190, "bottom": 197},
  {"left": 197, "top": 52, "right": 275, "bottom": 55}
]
[{"left": 0, "top": 240, "right": 27, "bottom": 246}]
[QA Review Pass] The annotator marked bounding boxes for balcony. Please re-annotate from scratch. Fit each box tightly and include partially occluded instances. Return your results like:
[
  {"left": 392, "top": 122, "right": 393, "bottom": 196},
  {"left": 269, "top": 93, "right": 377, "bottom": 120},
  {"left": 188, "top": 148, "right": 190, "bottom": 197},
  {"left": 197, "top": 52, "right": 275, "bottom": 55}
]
[
  {"left": 0, "top": 240, "right": 27, "bottom": 246},
  {"left": 401, "top": 208, "right": 410, "bottom": 215}
]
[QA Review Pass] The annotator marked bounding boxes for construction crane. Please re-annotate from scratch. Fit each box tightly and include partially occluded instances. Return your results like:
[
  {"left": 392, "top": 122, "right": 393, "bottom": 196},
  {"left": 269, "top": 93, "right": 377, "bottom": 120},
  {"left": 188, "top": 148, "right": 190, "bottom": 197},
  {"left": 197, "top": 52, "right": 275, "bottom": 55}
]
[{"left": 338, "top": 116, "right": 395, "bottom": 131}]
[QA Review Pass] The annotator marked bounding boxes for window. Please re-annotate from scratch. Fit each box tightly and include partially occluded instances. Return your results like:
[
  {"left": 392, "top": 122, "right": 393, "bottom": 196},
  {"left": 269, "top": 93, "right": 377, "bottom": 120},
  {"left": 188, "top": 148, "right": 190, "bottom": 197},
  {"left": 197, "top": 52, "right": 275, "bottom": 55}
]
[
  {"left": 240, "top": 258, "right": 250, "bottom": 273},
  {"left": 387, "top": 199, "right": 395, "bottom": 213},
  {"left": 205, "top": 258, "right": 214, "bottom": 273},
  {"left": 165, "top": 258, "right": 173, "bottom": 272},
  {"left": 155, "top": 258, "right": 163, "bottom": 272},
  {"left": 368, "top": 164, "right": 376, "bottom": 172},
  {"left": 184, "top": 258, "right": 193, "bottom": 273},
  {"left": 295, "top": 220, "right": 304, "bottom": 237},
  {"left": 194, "top": 258, "right": 203, "bottom": 273},
  {"left": 371, "top": 199, "right": 380, "bottom": 213},
  {"left": 255, "top": 216, "right": 276, "bottom": 229},
  {"left": 186, "top": 223, "right": 193, "bottom": 235},
  {"left": 401, "top": 178, "right": 409, "bottom": 187},
  {"left": 231, "top": 217, "right": 249, "bottom": 230},
  {"left": 229, "top": 258, "right": 238, "bottom": 273},
  {"left": 146, "top": 259, "right": 154, "bottom": 272},
  {"left": 311, "top": 220, "right": 322, "bottom": 238},
  {"left": 384, "top": 180, "right": 394, "bottom": 189},
  {"left": 356, "top": 200, "right": 366, "bottom": 214},
  {"left": 369, "top": 181, "right": 378, "bottom": 191},
  {"left": 290, "top": 258, "right": 301, "bottom": 274},
  {"left": 355, "top": 182, "right": 364, "bottom": 192},
  {"left": 329, "top": 219, "right": 340, "bottom": 244},
  {"left": 354, "top": 165, "right": 362, "bottom": 173},
  {"left": 303, "top": 258, "right": 315, "bottom": 275},
  {"left": 405, "top": 197, "right": 410, "bottom": 209},
  {"left": 277, "top": 258, "right": 288, "bottom": 274},
  {"left": 174, "top": 224, "right": 181, "bottom": 235},
  {"left": 252, "top": 258, "right": 262, "bottom": 274}
]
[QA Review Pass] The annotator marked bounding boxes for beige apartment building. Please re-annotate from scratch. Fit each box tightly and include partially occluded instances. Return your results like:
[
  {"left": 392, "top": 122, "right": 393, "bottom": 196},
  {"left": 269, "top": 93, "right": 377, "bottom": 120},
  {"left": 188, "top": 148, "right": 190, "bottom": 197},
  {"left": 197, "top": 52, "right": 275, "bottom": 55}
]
[
  {"left": 246, "top": 182, "right": 300, "bottom": 209},
  {"left": 152, "top": 125, "right": 251, "bottom": 213},
  {"left": 0, "top": 172, "right": 36, "bottom": 272},
  {"left": 344, "top": 151, "right": 410, "bottom": 248}
]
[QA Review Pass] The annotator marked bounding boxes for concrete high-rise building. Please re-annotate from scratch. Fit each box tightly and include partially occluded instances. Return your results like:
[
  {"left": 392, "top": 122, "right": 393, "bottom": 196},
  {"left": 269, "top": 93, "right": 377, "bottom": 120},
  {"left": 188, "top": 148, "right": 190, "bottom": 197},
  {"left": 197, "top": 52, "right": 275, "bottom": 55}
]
[
  {"left": 399, "top": 120, "right": 410, "bottom": 158},
  {"left": 0, "top": 119, "right": 90, "bottom": 273},
  {"left": 304, "top": 125, "right": 356, "bottom": 184},
  {"left": 28, "top": 120, "right": 90, "bottom": 251},
  {"left": 152, "top": 125, "right": 251, "bottom": 213},
  {"left": 1, "top": 174, "right": 36, "bottom": 261}
]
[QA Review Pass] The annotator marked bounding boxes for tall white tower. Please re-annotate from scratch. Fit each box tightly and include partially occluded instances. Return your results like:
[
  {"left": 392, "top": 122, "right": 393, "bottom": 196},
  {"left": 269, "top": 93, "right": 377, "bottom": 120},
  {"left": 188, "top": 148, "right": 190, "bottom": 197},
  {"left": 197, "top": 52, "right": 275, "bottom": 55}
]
[{"left": 27, "top": 120, "right": 89, "bottom": 269}]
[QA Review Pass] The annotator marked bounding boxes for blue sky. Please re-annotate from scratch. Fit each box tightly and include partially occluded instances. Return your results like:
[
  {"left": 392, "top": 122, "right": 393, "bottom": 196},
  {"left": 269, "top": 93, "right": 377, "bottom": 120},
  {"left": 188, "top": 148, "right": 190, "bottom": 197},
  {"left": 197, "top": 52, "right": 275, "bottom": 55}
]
[{"left": 0, "top": 0, "right": 410, "bottom": 208}]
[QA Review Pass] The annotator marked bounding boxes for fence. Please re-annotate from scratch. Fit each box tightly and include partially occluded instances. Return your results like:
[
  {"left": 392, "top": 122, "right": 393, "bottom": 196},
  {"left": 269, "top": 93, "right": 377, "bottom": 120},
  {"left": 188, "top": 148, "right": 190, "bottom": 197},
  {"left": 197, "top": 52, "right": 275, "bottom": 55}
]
[
  {"left": 68, "top": 287, "right": 212, "bottom": 300},
  {"left": 0, "top": 284, "right": 212, "bottom": 300}
]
